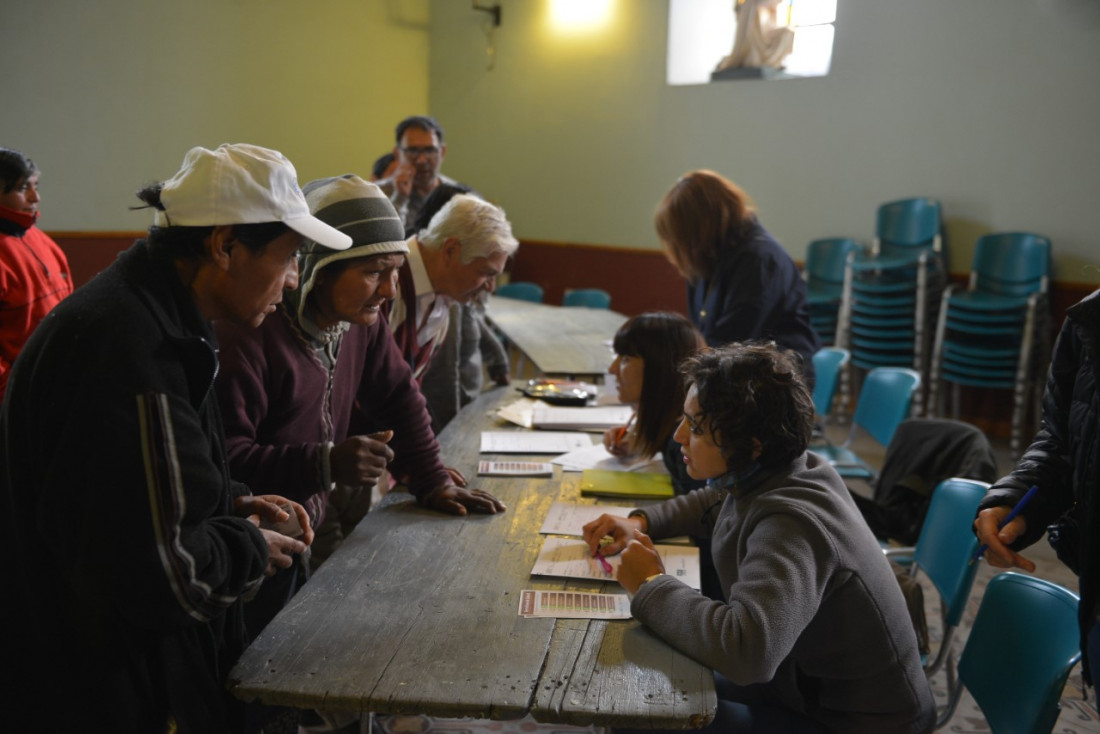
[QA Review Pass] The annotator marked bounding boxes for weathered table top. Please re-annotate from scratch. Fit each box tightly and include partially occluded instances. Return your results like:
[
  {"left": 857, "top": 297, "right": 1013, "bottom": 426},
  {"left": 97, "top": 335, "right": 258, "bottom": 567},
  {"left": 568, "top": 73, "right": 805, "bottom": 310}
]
[
  {"left": 229, "top": 385, "right": 716, "bottom": 729},
  {"left": 485, "top": 297, "right": 627, "bottom": 377}
]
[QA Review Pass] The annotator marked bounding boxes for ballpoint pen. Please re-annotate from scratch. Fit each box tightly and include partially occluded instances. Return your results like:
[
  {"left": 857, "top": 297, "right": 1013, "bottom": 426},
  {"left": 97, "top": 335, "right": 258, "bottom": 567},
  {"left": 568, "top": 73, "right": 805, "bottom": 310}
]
[{"left": 970, "top": 485, "right": 1039, "bottom": 565}]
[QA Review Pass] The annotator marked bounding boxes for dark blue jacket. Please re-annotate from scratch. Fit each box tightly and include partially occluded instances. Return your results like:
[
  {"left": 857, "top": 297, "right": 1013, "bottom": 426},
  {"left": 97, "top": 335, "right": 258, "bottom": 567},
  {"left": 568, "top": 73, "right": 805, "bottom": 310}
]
[{"left": 687, "top": 221, "right": 820, "bottom": 385}]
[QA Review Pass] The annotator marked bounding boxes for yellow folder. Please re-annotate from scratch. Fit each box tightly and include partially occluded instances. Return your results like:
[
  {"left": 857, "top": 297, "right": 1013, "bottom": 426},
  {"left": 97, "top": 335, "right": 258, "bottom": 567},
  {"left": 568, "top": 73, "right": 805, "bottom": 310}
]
[{"left": 579, "top": 469, "right": 674, "bottom": 500}]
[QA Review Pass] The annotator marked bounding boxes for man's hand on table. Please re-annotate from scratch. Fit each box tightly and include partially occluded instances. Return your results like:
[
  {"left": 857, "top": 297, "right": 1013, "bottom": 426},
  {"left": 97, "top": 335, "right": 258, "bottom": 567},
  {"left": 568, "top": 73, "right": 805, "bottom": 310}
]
[{"left": 424, "top": 484, "right": 507, "bottom": 516}]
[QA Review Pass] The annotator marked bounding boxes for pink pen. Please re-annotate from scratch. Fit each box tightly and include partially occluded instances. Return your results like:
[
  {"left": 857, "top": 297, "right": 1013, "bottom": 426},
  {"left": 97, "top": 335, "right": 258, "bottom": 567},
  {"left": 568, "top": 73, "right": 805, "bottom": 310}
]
[{"left": 594, "top": 550, "right": 613, "bottom": 576}]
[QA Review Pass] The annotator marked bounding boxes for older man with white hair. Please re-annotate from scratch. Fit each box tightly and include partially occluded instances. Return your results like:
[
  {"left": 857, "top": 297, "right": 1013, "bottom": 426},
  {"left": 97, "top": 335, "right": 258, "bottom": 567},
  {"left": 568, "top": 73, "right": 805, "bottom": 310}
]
[{"left": 389, "top": 192, "right": 519, "bottom": 381}]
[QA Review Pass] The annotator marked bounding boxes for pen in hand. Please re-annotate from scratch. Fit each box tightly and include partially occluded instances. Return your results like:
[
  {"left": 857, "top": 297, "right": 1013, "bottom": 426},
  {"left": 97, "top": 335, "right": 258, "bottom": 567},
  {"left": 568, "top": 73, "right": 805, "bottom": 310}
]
[
  {"left": 971, "top": 485, "right": 1039, "bottom": 565},
  {"left": 594, "top": 550, "right": 614, "bottom": 576}
]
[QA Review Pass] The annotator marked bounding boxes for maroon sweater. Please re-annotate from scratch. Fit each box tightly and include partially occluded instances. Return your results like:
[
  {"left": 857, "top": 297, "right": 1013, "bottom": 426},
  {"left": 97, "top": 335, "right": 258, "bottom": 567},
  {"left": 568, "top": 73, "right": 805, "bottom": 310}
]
[{"left": 214, "top": 306, "right": 450, "bottom": 526}]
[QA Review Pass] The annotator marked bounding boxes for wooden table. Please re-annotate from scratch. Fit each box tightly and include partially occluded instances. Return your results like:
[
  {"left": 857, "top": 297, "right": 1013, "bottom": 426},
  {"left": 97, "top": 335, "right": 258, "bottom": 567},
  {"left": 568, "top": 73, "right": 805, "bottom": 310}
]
[
  {"left": 229, "top": 385, "right": 716, "bottom": 729},
  {"left": 485, "top": 297, "right": 628, "bottom": 377}
]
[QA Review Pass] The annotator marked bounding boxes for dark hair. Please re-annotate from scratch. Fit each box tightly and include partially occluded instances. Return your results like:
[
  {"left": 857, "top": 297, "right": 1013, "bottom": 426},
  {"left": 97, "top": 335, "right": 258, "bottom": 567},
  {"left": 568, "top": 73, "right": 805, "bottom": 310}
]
[
  {"left": 0, "top": 148, "right": 38, "bottom": 194},
  {"left": 371, "top": 152, "right": 396, "bottom": 181},
  {"left": 613, "top": 312, "right": 706, "bottom": 458},
  {"left": 395, "top": 115, "right": 445, "bottom": 145},
  {"left": 682, "top": 341, "right": 813, "bottom": 473},
  {"left": 655, "top": 170, "right": 757, "bottom": 281},
  {"left": 134, "top": 182, "right": 290, "bottom": 260},
  {"left": 410, "top": 182, "right": 475, "bottom": 236}
]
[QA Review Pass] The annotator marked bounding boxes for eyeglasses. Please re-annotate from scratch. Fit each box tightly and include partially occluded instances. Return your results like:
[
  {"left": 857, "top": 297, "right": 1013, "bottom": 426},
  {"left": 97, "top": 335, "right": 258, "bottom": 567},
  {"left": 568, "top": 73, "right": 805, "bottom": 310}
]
[{"left": 400, "top": 146, "right": 441, "bottom": 160}]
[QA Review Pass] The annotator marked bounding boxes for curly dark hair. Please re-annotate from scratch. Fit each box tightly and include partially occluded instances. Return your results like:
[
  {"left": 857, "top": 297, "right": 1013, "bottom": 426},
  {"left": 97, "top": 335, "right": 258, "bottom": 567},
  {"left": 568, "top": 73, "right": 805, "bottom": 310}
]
[{"left": 682, "top": 341, "right": 814, "bottom": 472}]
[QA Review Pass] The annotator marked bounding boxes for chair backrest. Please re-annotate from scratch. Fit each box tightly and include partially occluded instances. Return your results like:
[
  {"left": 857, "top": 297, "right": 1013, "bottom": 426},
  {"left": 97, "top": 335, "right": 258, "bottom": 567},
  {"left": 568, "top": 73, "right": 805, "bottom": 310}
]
[
  {"left": 495, "top": 282, "right": 544, "bottom": 303},
  {"left": 958, "top": 572, "right": 1081, "bottom": 734},
  {"left": 811, "top": 348, "right": 849, "bottom": 418},
  {"left": 970, "top": 232, "right": 1052, "bottom": 298},
  {"left": 911, "top": 478, "right": 989, "bottom": 626},
  {"left": 852, "top": 367, "right": 921, "bottom": 447},
  {"left": 562, "top": 288, "right": 611, "bottom": 309},
  {"left": 805, "top": 238, "right": 860, "bottom": 286},
  {"left": 874, "top": 198, "right": 942, "bottom": 256}
]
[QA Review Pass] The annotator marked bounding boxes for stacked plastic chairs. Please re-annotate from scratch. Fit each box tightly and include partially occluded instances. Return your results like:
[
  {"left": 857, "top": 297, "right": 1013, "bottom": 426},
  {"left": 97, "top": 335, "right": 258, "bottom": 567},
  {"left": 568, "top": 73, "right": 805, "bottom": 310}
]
[
  {"left": 836, "top": 198, "right": 945, "bottom": 412},
  {"left": 927, "top": 232, "right": 1051, "bottom": 458},
  {"left": 562, "top": 288, "right": 611, "bottom": 309},
  {"left": 804, "top": 238, "right": 860, "bottom": 345}
]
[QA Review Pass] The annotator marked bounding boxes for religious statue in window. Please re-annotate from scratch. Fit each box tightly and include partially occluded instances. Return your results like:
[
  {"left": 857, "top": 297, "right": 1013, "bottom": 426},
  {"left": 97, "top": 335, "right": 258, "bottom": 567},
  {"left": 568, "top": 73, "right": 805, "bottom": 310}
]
[{"left": 714, "top": 0, "right": 795, "bottom": 74}]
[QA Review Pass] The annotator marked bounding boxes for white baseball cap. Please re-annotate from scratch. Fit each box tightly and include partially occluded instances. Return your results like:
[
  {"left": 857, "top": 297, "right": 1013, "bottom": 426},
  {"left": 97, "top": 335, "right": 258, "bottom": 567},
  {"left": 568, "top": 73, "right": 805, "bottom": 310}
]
[{"left": 153, "top": 144, "right": 352, "bottom": 251}]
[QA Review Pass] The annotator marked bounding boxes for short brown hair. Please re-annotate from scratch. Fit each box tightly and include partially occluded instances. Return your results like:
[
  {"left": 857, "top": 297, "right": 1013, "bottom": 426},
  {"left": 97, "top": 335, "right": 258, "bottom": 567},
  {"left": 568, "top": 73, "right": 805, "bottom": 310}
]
[{"left": 654, "top": 170, "right": 757, "bottom": 280}]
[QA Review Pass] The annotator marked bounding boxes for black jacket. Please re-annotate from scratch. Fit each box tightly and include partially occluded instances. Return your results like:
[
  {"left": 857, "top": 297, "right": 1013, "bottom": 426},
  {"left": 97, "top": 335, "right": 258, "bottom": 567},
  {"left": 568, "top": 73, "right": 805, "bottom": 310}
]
[
  {"left": 1, "top": 239, "right": 268, "bottom": 732},
  {"left": 978, "top": 288, "right": 1100, "bottom": 681}
]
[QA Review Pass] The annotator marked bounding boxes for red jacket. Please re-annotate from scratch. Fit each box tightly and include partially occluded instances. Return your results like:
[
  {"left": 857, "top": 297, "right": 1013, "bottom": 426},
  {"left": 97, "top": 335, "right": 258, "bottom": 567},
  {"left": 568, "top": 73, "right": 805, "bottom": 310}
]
[{"left": 0, "top": 206, "right": 73, "bottom": 400}]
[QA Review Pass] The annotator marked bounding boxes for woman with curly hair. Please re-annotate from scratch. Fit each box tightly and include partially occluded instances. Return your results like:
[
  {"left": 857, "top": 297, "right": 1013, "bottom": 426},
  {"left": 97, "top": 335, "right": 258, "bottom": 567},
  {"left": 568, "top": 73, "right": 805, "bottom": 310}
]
[{"left": 584, "top": 342, "right": 934, "bottom": 734}]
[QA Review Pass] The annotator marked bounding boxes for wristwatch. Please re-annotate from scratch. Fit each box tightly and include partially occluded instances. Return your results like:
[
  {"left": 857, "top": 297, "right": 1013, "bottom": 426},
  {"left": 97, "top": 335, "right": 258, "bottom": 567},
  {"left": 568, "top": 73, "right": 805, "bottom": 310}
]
[{"left": 639, "top": 572, "right": 665, "bottom": 587}]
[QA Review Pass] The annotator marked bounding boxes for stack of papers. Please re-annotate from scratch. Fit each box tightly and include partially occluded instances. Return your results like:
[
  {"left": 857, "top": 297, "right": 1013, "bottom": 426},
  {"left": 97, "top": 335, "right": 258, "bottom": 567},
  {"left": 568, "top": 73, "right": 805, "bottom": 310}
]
[{"left": 531, "top": 405, "right": 634, "bottom": 431}]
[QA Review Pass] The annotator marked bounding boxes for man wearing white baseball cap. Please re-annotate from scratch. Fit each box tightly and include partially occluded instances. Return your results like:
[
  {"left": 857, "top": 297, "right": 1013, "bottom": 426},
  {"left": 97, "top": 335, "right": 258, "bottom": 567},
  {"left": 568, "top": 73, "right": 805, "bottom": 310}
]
[{"left": 0, "top": 143, "right": 350, "bottom": 733}]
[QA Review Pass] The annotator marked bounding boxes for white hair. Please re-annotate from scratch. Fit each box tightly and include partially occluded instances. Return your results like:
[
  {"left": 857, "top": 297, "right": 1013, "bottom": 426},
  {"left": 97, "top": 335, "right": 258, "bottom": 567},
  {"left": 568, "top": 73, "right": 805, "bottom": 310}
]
[{"left": 418, "top": 193, "right": 519, "bottom": 263}]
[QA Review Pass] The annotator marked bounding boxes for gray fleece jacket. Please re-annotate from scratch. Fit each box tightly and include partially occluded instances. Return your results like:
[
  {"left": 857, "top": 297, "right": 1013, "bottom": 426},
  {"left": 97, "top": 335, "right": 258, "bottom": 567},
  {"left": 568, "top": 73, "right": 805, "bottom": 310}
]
[{"left": 632, "top": 452, "right": 934, "bottom": 733}]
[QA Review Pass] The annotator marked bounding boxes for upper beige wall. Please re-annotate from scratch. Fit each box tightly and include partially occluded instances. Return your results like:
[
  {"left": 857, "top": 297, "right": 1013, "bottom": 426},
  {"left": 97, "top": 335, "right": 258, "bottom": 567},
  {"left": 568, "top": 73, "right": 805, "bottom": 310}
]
[
  {"left": 0, "top": 0, "right": 430, "bottom": 231},
  {"left": 430, "top": 0, "right": 1100, "bottom": 284}
]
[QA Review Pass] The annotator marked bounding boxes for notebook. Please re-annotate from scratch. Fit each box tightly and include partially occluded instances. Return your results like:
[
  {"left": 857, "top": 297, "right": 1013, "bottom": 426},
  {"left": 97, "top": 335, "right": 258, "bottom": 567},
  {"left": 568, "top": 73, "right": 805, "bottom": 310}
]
[{"left": 578, "top": 469, "right": 675, "bottom": 500}]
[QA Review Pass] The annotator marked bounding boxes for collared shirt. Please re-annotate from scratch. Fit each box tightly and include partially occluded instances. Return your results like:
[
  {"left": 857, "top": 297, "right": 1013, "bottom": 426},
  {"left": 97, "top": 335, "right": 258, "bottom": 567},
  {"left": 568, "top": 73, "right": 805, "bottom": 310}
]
[{"left": 389, "top": 237, "right": 453, "bottom": 376}]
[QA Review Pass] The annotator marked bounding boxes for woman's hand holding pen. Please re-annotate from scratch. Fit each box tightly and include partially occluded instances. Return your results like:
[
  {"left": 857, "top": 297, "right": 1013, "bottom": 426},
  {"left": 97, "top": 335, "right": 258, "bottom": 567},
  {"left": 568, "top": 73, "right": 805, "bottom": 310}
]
[
  {"left": 973, "top": 505, "right": 1035, "bottom": 572},
  {"left": 603, "top": 424, "right": 631, "bottom": 456},
  {"left": 582, "top": 513, "right": 646, "bottom": 556}
]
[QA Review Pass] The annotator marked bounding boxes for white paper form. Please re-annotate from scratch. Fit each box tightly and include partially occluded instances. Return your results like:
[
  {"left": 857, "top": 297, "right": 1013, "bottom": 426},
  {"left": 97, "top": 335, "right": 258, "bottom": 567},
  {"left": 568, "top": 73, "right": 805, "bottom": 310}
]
[
  {"left": 539, "top": 502, "right": 632, "bottom": 536},
  {"left": 551, "top": 443, "right": 665, "bottom": 472},
  {"left": 532, "top": 536, "right": 701, "bottom": 590},
  {"left": 480, "top": 431, "right": 592, "bottom": 454},
  {"left": 518, "top": 589, "right": 632, "bottom": 619}
]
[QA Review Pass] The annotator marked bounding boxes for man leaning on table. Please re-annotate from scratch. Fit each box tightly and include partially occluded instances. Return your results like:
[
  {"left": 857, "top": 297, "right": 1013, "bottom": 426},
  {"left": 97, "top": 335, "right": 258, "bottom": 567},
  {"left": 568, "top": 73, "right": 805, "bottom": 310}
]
[
  {"left": 388, "top": 191, "right": 518, "bottom": 381},
  {"left": 214, "top": 175, "right": 507, "bottom": 623}
]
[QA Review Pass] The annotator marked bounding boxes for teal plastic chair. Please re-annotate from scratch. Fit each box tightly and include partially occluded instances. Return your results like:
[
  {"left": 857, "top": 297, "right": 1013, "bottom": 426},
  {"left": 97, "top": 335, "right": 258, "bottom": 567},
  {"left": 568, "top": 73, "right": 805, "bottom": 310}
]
[
  {"left": 884, "top": 478, "right": 989, "bottom": 682},
  {"left": 810, "top": 347, "right": 849, "bottom": 420},
  {"left": 562, "top": 288, "right": 611, "bottom": 309},
  {"left": 809, "top": 366, "right": 920, "bottom": 479},
  {"left": 936, "top": 572, "right": 1082, "bottom": 732},
  {"left": 495, "top": 282, "right": 544, "bottom": 303}
]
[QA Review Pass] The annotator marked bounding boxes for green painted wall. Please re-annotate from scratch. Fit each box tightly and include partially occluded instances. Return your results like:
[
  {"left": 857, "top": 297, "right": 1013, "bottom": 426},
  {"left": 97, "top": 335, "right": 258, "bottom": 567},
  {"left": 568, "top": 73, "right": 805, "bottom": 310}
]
[
  {"left": 430, "top": 0, "right": 1100, "bottom": 284},
  {"left": 0, "top": 0, "right": 430, "bottom": 231}
]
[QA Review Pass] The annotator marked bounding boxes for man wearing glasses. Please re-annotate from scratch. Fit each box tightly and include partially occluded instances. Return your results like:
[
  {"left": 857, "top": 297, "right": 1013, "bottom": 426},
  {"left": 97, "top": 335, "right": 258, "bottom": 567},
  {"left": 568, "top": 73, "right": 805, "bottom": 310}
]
[{"left": 379, "top": 115, "right": 461, "bottom": 232}]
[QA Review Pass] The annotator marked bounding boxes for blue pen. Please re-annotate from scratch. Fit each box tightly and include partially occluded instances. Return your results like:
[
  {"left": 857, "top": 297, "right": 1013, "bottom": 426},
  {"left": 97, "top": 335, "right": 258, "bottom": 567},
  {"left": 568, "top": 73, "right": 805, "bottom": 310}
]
[{"left": 970, "top": 485, "right": 1039, "bottom": 565}]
